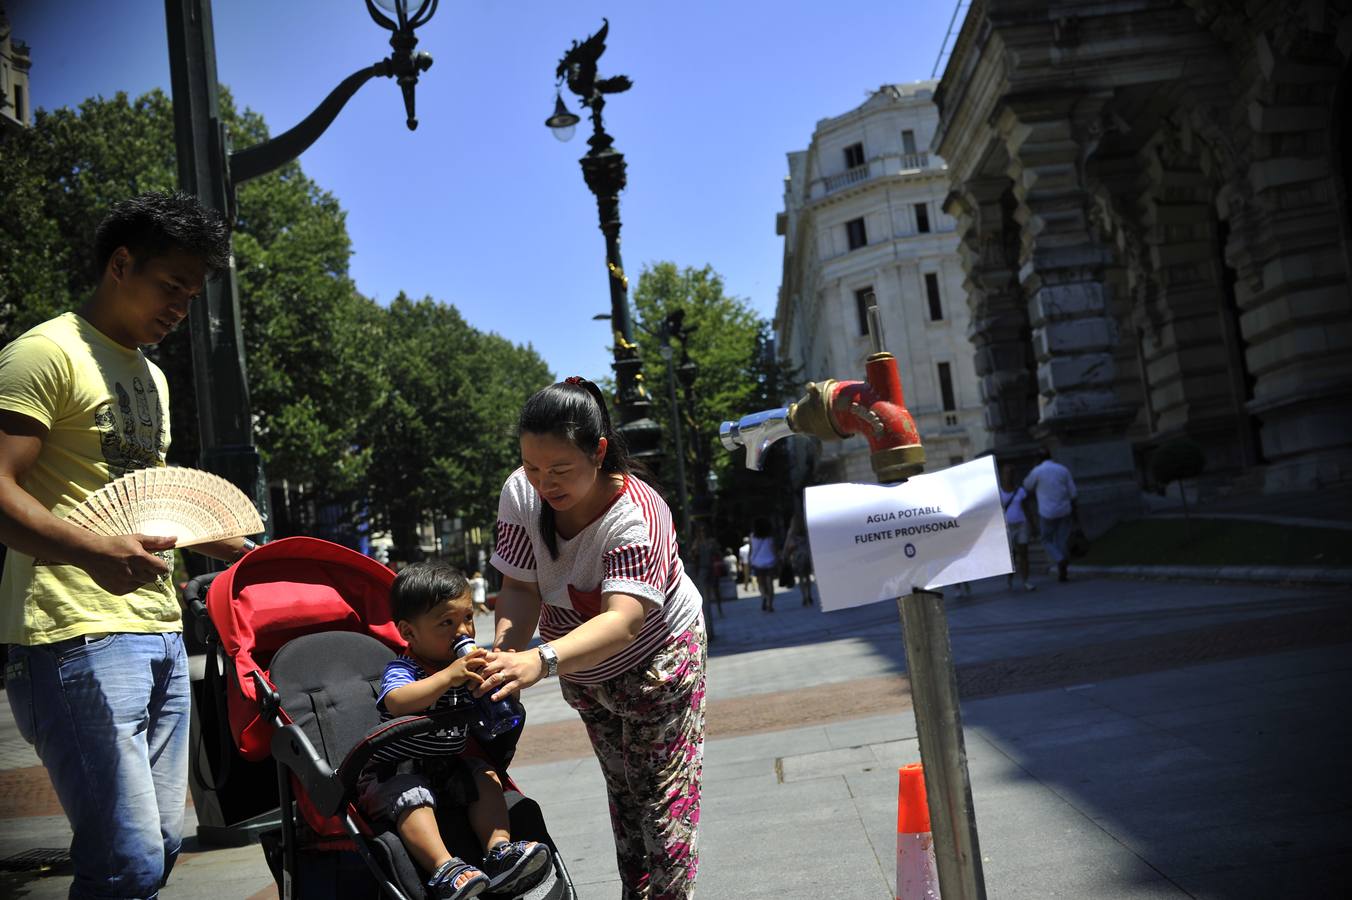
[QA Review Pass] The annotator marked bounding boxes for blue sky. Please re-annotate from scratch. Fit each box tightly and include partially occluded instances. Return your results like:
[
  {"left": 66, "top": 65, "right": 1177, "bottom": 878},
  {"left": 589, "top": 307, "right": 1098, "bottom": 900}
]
[{"left": 11, "top": 0, "right": 958, "bottom": 382}]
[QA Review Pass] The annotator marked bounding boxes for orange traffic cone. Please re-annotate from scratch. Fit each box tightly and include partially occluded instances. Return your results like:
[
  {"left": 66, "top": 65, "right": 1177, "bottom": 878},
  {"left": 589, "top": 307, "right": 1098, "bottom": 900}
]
[{"left": 896, "top": 762, "right": 941, "bottom": 899}]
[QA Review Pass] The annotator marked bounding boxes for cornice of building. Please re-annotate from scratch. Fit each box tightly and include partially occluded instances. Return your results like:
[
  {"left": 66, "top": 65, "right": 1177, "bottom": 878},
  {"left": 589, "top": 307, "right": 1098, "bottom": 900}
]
[{"left": 812, "top": 80, "right": 941, "bottom": 136}]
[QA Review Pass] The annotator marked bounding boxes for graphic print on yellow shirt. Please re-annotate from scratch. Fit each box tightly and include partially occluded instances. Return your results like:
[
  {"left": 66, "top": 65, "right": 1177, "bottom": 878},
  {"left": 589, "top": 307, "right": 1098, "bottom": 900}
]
[{"left": 0, "top": 312, "right": 178, "bottom": 645}]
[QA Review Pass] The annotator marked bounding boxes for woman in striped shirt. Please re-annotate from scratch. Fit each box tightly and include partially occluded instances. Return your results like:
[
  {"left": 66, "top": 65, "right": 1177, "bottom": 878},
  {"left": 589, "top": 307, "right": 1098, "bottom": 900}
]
[{"left": 478, "top": 377, "right": 706, "bottom": 900}]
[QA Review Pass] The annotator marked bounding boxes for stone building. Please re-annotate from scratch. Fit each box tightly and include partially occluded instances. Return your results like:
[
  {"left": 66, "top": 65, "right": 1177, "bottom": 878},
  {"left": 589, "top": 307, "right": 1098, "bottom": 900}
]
[
  {"left": 776, "top": 82, "right": 990, "bottom": 484},
  {"left": 0, "top": 8, "right": 30, "bottom": 135},
  {"left": 933, "top": 0, "right": 1352, "bottom": 533}
]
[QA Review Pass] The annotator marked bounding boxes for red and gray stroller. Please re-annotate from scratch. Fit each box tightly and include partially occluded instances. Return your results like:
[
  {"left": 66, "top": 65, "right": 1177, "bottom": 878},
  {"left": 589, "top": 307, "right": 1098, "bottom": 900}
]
[{"left": 195, "top": 536, "right": 575, "bottom": 899}]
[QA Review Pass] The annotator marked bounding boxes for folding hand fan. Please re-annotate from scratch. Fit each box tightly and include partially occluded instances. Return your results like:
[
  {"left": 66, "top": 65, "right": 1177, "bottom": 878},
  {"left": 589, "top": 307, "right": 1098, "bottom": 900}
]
[{"left": 65, "top": 466, "right": 264, "bottom": 547}]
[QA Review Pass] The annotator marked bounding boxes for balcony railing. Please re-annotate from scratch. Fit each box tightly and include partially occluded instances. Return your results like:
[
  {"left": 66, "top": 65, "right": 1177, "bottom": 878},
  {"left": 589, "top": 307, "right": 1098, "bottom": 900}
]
[
  {"left": 822, "top": 164, "right": 870, "bottom": 193},
  {"left": 900, "top": 151, "right": 929, "bottom": 171},
  {"left": 815, "top": 152, "right": 943, "bottom": 198}
]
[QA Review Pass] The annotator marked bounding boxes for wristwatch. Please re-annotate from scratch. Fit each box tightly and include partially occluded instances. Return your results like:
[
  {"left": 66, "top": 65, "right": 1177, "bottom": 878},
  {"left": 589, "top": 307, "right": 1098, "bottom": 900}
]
[{"left": 537, "top": 643, "right": 559, "bottom": 679}]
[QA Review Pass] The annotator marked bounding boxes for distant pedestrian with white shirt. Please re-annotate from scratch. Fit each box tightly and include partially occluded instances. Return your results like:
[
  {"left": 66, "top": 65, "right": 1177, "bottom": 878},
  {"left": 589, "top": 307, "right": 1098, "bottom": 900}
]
[
  {"left": 1023, "top": 448, "right": 1078, "bottom": 583},
  {"left": 468, "top": 570, "right": 489, "bottom": 616},
  {"left": 737, "top": 538, "right": 751, "bottom": 590},
  {"left": 749, "top": 518, "right": 778, "bottom": 612},
  {"left": 1000, "top": 464, "right": 1034, "bottom": 592}
]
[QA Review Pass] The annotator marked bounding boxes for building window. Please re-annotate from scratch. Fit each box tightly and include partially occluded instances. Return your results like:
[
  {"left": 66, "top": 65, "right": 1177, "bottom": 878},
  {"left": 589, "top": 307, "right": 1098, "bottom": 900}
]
[
  {"left": 843, "top": 142, "right": 865, "bottom": 169},
  {"left": 13, "top": 84, "right": 24, "bottom": 123},
  {"left": 937, "top": 362, "right": 956, "bottom": 411},
  {"left": 845, "top": 217, "right": 868, "bottom": 251},
  {"left": 914, "top": 202, "right": 931, "bottom": 234},
  {"left": 902, "top": 130, "right": 918, "bottom": 156},
  {"left": 924, "top": 273, "right": 943, "bottom": 321},
  {"left": 854, "top": 287, "right": 876, "bottom": 336}
]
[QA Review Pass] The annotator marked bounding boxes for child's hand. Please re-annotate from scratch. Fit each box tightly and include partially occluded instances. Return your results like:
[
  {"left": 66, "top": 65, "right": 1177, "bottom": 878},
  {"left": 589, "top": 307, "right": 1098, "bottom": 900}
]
[{"left": 444, "top": 650, "right": 486, "bottom": 688}]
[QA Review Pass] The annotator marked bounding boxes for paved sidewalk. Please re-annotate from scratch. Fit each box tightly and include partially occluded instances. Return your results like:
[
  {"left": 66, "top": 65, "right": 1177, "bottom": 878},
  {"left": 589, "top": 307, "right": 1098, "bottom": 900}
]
[{"left": 2, "top": 570, "right": 1349, "bottom": 898}]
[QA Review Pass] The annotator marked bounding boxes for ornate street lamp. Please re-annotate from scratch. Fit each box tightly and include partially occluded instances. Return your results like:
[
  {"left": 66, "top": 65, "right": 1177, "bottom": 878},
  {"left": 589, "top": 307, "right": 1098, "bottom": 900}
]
[
  {"left": 545, "top": 93, "right": 580, "bottom": 143},
  {"left": 546, "top": 19, "right": 661, "bottom": 461},
  {"left": 165, "top": 0, "right": 439, "bottom": 533}
]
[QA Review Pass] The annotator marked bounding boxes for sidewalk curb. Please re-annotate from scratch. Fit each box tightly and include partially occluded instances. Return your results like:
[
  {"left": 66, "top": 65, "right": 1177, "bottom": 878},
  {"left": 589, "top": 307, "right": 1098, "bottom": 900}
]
[{"left": 1073, "top": 563, "right": 1352, "bottom": 587}]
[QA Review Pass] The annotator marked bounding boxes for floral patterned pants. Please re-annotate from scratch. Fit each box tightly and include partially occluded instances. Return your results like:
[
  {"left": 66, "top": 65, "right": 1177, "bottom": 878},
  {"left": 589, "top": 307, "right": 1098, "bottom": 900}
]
[{"left": 560, "top": 624, "right": 707, "bottom": 900}]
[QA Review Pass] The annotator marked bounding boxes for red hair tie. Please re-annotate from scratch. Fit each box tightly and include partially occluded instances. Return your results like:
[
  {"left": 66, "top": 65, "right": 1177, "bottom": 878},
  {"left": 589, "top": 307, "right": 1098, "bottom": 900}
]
[{"left": 564, "top": 376, "right": 586, "bottom": 386}]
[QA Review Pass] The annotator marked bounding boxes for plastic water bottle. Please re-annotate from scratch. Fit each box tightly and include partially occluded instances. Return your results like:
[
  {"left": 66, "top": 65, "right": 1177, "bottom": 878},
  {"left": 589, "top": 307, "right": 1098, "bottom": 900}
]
[{"left": 453, "top": 636, "right": 523, "bottom": 737}]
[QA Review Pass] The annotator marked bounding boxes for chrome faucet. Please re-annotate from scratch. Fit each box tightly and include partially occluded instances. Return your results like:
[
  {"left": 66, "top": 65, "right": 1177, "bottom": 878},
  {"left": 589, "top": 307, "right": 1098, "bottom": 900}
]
[{"left": 719, "top": 407, "right": 793, "bottom": 471}]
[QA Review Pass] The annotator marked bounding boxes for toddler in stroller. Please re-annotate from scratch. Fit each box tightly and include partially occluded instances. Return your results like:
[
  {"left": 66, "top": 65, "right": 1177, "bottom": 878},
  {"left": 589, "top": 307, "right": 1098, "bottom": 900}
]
[
  {"left": 199, "top": 536, "right": 574, "bottom": 900},
  {"left": 365, "top": 562, "right": 551, "bottom": 899}
]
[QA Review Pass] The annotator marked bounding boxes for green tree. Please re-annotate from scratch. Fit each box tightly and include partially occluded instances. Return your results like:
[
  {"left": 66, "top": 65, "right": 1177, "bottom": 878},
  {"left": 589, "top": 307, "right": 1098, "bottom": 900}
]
[
  {"left": 1, "top": 89, "right": 551, "bottom": 554},
  {"left": 367, "top": 295, "right": 551, "bottom": 562},
  {"left": 1, "top": 91, "right": 179, "bottom": 340},
  {"left": 0, "top": 90, "right": 380, "bottom": 507},
  {"left": 630, "top": 262, "right": 800, "bottom": 544}
]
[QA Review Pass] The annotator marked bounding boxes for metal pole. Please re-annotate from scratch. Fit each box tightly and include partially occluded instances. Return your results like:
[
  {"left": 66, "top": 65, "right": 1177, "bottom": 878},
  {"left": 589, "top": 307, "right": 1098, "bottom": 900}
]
[
  {"left": 896, "top": 588, "right": 987, "bottom": 899},
  {"left": 558, "top": 21, "right": 661, "bottom": 461},
  {"left": 596, "top": 174, "right": 634, "bottom": 347},
  {"left": 664, "top": 345, "right": 690, "bottom": 535},
  {"left": 165, "top": 0, "right": 268, "bottom": 523},
  {"left": 580, "top": 145, "right": 660, "bottom": 460},
  {"left": 865, "top": 302, "right": 984, "bottom": 898}
]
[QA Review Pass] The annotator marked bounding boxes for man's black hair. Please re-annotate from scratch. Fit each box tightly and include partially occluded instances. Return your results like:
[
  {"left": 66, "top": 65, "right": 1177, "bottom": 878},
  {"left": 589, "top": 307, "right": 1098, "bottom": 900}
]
[
  {"left": 93, "top": 191, "right": 231, "bottom": 279},
  {"left": 390, "top": 562, "right": 471, "bottom": 624}
]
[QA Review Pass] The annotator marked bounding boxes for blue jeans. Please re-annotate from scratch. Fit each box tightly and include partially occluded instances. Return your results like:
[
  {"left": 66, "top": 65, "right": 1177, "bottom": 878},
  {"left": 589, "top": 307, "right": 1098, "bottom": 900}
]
[
  {"left": 1040, "top": 514, "right": 1072, "bottom": 564},
  {"left": 6, "top": 632, "right": 190, "bottom": 899}
]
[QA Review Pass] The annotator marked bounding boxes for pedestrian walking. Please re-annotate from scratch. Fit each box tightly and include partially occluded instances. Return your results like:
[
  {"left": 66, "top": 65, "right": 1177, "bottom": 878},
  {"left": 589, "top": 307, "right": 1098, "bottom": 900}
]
[
  {"left": 481, "top": 377, "right": 706, "bottom": 899},
  {"left": 689, "top": 522, "right": 720, "bottom": 639},
  {"left": 697, "top": 521, "right": 730, "bottom": 621},
  {"left": 720, "top": 547, "right": 738, "bottom": 606},
  {"left": 783, "top": 523, "right": 815, "bottom": 606},
  {"left": 737, "top": 537, "right": 752, "bottom": 590},
  {"left": 0, "top": 193, "right": 250, "bottom": 899},
  {"left": 468, "top": 570, "right": 490, "bottom": 615},
  {"left": 749, "top": 517, "right": 778, "bottom": 612},
  {"left": 1023, "top": 447, "right": 1078, "bottom": 582},
  {"left": 1000, "top": 463, "right": 1035, "bottom": 592}
]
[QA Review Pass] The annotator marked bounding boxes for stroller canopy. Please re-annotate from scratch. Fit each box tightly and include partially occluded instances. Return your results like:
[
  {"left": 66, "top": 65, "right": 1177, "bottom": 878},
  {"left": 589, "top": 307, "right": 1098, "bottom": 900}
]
[{"left": 206, "top": 536, "right": 405, "bottom": 760}]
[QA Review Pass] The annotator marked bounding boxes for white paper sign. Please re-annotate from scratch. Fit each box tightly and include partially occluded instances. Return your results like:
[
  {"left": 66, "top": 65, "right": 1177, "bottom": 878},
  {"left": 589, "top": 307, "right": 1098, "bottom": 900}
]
[{"left": 804, "top": 456, "right": 1012, "bottom": 612}]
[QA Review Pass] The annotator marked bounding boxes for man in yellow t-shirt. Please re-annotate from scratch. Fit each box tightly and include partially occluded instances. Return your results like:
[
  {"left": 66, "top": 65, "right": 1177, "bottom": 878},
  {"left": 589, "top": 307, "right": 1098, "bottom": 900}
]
[{"left": 0, "top": 192, "right": 248, "bottom": 899}]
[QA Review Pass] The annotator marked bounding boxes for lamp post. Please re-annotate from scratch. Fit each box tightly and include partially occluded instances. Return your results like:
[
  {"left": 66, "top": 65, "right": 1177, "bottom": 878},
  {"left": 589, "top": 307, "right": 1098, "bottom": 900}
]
[
  {"left": 165, "top": 0, "right": 437, "bottom": 526},
  {"left": 660, "top": 313, "right": 690, "bottom": 536},
  {"left": 165, "top": 0, "right": 438, "bottom": 843},
  {"left": 592, "top": 307, "right": 694, "bottom": 536},
  {"left": 547, "top": 19, "right": 661, "bottom": 461}
]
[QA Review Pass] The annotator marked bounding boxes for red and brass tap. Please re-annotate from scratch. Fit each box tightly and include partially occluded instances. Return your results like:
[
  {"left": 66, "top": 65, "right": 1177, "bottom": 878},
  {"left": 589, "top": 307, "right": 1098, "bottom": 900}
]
[
  {"left": 787, "top": 350, "right": 926, "bottom": 484},
  {"left": 720, "top": 305, "right": 925, "bottom": 482}
]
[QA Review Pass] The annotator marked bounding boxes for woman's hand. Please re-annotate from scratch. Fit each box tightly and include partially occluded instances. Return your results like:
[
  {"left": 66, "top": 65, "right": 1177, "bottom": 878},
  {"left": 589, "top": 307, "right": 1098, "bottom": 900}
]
[{"left": 475, "top": 648, "right": 544, "bottom": 702}]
